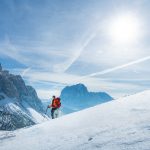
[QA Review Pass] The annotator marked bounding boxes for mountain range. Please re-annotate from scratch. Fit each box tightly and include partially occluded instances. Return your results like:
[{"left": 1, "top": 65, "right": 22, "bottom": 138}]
[
  {"left": 0, "top": 64, "right": 113, "bottom": 130},
  {"left": 0, "top": 64, "right": 48, "bottom": 130}
]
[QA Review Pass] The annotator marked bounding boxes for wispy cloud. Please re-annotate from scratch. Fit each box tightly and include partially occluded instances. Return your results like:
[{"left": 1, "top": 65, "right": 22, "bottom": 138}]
[
  {"left": 0, "top": 37, "right": 70, "bottom": 71},
  {"left": 21, "top": 67, "right": 31, "bottom": 77}
]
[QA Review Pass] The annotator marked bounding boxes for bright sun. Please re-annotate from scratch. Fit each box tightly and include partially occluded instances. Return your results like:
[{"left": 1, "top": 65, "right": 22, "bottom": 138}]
[{"left": 108, "top": 13, "right": 140, "bottom": 44}]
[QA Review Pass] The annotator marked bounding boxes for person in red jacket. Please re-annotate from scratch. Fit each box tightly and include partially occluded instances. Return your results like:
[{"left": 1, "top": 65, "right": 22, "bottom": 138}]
[{"left": 48, "top": 96, "right": 61, "bottom": 119}]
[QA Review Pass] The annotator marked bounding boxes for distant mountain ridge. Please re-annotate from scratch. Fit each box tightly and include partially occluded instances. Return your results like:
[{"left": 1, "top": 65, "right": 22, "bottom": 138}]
[
  {"left": 60, "top": 83, "right": 113, "bottom": 113},
  {"left": 0, "top": 64, "right": 48, "bottom": 130}
]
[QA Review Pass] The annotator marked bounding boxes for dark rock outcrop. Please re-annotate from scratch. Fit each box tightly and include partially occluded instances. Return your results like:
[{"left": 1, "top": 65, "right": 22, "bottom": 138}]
[
  {"left": 0, "top": 74, "right": 19, "bottom": 98},
  {"left": 8, "top": 75, "right": 28, "bottom": 98}
]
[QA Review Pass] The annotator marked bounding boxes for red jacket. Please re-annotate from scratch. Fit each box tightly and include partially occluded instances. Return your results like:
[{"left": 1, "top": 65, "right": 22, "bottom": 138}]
[{"left": 49, "top": 98, "right": 61, "bottom": 108}]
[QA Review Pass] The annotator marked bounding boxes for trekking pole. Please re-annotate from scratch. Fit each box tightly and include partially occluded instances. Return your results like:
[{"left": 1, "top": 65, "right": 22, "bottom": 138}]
[{"left": 45, "top": 106, "right": 49, "bottom": 115}]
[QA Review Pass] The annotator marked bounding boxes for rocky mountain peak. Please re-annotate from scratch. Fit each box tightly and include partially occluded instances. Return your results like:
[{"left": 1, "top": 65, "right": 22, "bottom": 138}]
[
  {"left": 0, "top": 64, "right": 47, "bottom": 130},
  {"left": 60, "top": 83, "right": 113, "bottom": 112},
  {"left": 0, "top": 64, "right": 44, "bottom": 112}
]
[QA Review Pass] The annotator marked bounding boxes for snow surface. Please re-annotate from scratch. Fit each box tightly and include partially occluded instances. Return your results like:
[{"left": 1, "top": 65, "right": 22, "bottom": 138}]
[
  {"left": 0, "top": 93, "right": 48, "bottom": 129},
  {"left": 0, "top": 90, "right": 150, "bottom": 150},
  {"left": 22, "top": 101, "right": 48, "bottom": 123},
  {"left": 0, "top": 95, "right": 32, "bottom": 120}
]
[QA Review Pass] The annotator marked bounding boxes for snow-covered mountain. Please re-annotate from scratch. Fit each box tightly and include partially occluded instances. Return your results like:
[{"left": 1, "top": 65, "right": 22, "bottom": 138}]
[
  {"left": 1, "top": 90, "right": 150, "bottom": 150},
  {"left": 0, "top": 64, "right": 48, "bottom": 130},
  {"left": 60, "top": 83, "right": 113, "bottom": 113}
]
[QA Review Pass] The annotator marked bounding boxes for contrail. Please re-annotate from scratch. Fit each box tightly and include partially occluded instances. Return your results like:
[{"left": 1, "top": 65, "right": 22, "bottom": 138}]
[
  {"left": 82, "top": 56, "right": 150, "bottom": 78},
  {"left": 63, "top": 24, "right": 103, "bottom": 72},
  {"left": 62, "top": 31, "right": 98, "bottom": 72}
]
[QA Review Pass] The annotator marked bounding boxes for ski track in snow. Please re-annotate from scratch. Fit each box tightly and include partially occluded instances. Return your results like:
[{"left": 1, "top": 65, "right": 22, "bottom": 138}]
[{"left": 0, "top": 90, "right": 150, "bottom": 150}]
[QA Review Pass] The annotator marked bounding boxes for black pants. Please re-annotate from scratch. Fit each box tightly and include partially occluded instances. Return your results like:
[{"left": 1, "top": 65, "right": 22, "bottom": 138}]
[{"left": 51, "top": 108, "right": 58, "bottom": 119}]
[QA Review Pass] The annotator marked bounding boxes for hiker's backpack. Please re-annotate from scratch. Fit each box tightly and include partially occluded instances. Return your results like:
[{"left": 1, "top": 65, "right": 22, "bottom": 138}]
[{"left": 52, "top": 97, "right": 61, "bottom": 108}]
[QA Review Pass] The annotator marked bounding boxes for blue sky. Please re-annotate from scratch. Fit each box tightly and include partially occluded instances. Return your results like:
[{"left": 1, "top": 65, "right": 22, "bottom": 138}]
[{"left": 0, "top": 0, "right": 150, "bottom": 99}]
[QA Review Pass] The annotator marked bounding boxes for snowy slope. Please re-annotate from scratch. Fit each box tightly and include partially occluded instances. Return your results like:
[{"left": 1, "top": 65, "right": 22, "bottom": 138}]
[
  {"left": 21, "top": 101, "right": 48, "bottom": 123},
  {"left": 0, "top": 93, "right": 48, "bottom": 130},
  {"left": 0, "top": 90, "right": 150, "bottom": 150}
]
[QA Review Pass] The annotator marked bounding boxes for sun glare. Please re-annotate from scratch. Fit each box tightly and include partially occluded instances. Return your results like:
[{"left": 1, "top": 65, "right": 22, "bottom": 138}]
[{"left": 108, "top": 13, "right": 141, "bottom": 44}]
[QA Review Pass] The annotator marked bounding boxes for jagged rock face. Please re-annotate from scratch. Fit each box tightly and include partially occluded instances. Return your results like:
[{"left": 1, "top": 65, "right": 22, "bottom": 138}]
[
  {"left": 0, "top": 65, "right": 46, "bottom": 130},
  {"left": 8, "top": 75, "right": 28, "bottom": 98},
  {"left": 26, "top": 86, "right": 38, "bottom": 98},
  {"left": 0, "top": 68, "right": 44, "bottom": 112},
  {"left": 61, "top": 84, "right": 88, "bottom": 105},
  {"left": 62, "top": 84, "right": 88, "bottom": 98},
  {"left": 0, "top": 74, "right": 19, "bottom": 98},
  {"left": 22, "top": 86, "right": 44, "bottom": 113}
]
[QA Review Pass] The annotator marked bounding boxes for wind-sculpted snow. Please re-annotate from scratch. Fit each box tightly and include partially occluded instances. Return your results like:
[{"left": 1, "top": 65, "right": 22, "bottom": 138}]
[{"left": 0, "top": 90, "right": 150, "bottom": 150}]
